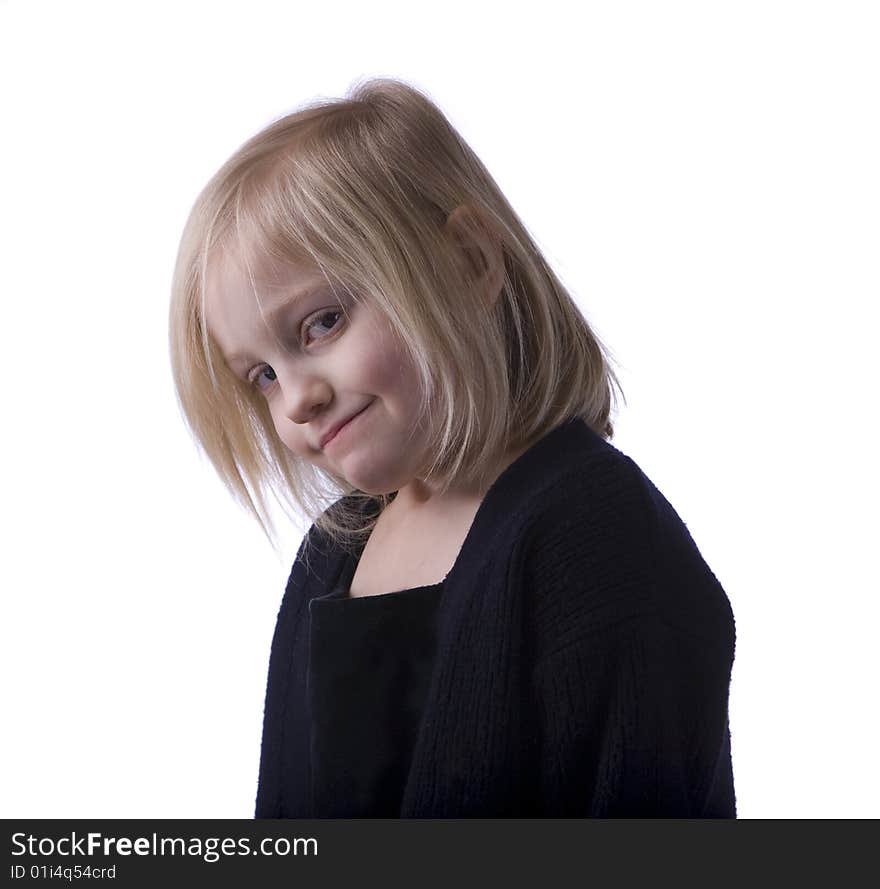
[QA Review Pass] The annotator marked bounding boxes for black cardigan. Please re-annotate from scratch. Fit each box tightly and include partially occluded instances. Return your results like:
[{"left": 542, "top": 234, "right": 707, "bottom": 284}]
[{"left": 255, "top": 418, "right": 737, "bottom": 817}]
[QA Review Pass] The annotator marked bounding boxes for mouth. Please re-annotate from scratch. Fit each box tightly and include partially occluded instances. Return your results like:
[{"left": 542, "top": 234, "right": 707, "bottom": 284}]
[{"left": 321, "top": 402, "right": 373, "bottom": 450}]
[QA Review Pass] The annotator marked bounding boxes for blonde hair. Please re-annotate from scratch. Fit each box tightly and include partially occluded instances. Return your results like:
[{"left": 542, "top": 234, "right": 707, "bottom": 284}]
[{"left": 169, "top": 76, "right": 624, "bottom": 552}]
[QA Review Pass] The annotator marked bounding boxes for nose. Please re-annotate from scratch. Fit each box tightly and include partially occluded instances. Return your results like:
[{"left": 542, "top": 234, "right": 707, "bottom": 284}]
[{"left": 280, "top": 373, "right": 333, "bottom": 424}]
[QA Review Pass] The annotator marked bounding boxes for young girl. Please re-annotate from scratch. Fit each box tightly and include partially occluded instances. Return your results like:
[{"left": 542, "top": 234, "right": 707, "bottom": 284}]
[{"left": 169, "top": 78, "right": 736, "bottom": 818}]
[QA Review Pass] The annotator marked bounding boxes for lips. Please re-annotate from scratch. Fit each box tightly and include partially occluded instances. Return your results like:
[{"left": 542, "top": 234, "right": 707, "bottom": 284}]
[{"left": 320, "top": 403, "right": 371, "bottom": 450}]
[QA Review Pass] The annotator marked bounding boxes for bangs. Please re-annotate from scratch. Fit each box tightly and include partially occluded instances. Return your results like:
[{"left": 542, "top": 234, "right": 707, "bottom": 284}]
[{"left": 226, "top": 165, "right": 375, "bottom": 316}]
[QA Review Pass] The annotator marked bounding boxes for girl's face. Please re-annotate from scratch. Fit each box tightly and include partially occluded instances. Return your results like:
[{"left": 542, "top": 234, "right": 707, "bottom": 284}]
[{"left": 205, "top": 250, "right": 436, "bottom": 497}]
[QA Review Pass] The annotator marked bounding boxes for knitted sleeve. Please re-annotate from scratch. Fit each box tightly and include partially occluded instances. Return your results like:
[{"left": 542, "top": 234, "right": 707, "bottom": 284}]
[
  {"left": 254, "top": 519, "right": 334, "bottom": 818},
  {"left": 522, "top": 455, "right": 736, "bottom": 817}
]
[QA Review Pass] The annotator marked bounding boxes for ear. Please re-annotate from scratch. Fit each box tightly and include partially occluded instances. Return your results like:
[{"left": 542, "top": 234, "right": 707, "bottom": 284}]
[{"left": 443, "top": 204, "right": 505, "bottom": 309}]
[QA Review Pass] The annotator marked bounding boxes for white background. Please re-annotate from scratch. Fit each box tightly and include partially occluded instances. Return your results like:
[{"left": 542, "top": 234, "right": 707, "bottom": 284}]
[{"left": 1, "top": 0, "right": 877, "bottom": 818}]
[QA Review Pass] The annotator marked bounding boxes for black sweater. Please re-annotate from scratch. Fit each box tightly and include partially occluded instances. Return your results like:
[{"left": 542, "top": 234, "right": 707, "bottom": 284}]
[{"left": 255, "top": 418, "right": 737, "bottom": 817}]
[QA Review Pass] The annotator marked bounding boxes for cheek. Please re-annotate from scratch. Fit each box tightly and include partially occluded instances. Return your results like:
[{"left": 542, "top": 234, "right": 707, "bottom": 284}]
[
  {"left": 362, "top": 336, "right": 420, "bottom": 399},
  {"left": 353, "top": 313, "right": 417, "bottom": 392},
  {"left": 365, "top": 354, "right": 406, "bottom": 395}
]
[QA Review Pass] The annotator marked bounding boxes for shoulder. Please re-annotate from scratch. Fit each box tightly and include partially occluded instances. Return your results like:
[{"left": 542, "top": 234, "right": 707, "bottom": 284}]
[
  {"left": 504, "top": 421, "right": 655, "bottom": 553},
  {"left": 516, "top": 445, "right": 658, "bottom": 604},
  {"left": 505, "top": 419, "right": 711, "bottom": 574},
  {"left": 510, "top": 434, "right": 732, "bottom": 657},
  {"left": 528, "top": 449, "right": 650, "bottom": 529},
  {"left": 470, "top": 419, "right": 645, "bottom": 549}
]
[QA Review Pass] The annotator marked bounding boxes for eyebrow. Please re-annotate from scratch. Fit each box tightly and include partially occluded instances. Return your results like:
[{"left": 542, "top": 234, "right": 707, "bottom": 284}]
[{"left": 221, "top": 284, "right": 326, "bottom": 367}]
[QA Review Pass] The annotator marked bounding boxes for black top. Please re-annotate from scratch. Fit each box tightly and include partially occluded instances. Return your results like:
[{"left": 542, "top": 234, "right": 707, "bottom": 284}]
[
  {"left": 256, "top": 418, "right": 737, "bottom": 817},
  {"left": 307, "top": 552, "right": 445, "bottom": 816}
]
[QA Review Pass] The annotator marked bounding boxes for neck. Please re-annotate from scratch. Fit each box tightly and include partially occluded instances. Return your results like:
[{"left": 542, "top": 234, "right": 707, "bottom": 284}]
[{"left": 392, "top": 439, "right": 533, "bottom": 514}]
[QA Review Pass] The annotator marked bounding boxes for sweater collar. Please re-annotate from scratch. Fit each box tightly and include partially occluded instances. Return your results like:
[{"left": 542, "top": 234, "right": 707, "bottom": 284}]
[
  {"left": 341, "top": 417, "right": 610, "bottom": 586},
  {"left": 443, "top": 416, "right": 609, "bottom": 585}
]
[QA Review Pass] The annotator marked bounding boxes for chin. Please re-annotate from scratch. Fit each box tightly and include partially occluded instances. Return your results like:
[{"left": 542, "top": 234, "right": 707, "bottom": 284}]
[{"left": 338, "top": 461, "right": 410, "bottom": 498}]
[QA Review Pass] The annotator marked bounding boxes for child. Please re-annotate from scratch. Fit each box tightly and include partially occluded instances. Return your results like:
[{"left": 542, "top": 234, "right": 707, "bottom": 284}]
[{"left": 169, "top": 77, "right": 736, "bottom": 818}]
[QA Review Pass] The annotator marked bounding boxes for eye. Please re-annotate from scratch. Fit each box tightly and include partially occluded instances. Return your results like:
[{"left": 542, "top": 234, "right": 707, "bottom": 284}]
[
  {"left": 303, "top": 309, "right": 344, "bottom": 345},
  {"left": 248, "top": 364, "right": 277, "bottom": 391},
  {"left": 245, "top": 308, "right": 344, "bottom": 393}
]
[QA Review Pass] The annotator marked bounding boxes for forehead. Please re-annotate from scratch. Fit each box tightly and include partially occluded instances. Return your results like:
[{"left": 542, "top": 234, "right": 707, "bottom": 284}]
[
  {"left": 205, "top": 247, "right": 324, "bottom": 312},
  {"left": 204, "top": 248, "right": 327, "bottom": 354}
]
